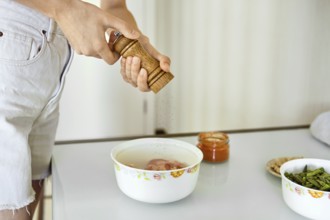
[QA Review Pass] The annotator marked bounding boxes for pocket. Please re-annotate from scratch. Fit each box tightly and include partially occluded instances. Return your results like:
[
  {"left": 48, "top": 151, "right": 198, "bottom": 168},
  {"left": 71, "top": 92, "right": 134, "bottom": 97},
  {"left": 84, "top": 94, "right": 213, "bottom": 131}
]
[{"left": 0, "top": 28, "right": 46, "bottom": 64}]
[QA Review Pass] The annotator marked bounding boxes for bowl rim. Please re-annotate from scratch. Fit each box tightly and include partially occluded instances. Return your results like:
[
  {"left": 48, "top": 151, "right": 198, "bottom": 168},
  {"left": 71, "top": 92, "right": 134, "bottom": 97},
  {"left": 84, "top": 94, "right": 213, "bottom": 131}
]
[
  {"left": 110, "top": 137, "right": 203, "bottom": 173},
  {"left": 280, "top": 158, "right": 330, "bottom": 194}
]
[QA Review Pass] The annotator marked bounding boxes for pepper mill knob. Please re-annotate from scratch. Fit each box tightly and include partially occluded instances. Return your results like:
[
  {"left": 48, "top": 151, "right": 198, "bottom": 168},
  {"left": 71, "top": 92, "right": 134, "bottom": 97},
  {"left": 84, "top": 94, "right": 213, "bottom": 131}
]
[{"left": 113, "top": 33, "right": 174, "bottom": 93}]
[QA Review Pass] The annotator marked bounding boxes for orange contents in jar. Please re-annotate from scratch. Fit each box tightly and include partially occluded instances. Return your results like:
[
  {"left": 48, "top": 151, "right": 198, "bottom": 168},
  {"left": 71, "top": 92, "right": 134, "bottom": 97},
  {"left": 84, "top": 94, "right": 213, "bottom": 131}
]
[{"left": 197, "top": 132, "right": 229, "bottom": 163}]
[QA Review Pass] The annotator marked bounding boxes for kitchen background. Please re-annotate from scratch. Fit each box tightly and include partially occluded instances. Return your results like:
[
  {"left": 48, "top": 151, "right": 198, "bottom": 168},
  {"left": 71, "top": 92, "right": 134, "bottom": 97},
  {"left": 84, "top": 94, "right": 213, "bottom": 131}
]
[
  {"left": 34, "top": 0, "right": 330, "bottom": 219},
  {"left": 55, "top": 0, "right": 330, "bottom": 141}
]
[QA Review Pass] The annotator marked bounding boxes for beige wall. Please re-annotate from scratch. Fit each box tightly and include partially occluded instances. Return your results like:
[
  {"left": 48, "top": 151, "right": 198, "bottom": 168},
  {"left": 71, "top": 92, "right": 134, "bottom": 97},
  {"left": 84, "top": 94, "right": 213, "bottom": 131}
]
[{"left": 155, "top": 0, "right": 330, "bottom": 133}]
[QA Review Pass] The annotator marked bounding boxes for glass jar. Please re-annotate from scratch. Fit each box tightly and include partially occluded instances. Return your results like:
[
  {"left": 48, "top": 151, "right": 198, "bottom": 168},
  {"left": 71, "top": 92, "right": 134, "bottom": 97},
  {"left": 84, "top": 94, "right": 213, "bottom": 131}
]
[{"left": 197, "top": 132, "right": 230, "bottom": 163}]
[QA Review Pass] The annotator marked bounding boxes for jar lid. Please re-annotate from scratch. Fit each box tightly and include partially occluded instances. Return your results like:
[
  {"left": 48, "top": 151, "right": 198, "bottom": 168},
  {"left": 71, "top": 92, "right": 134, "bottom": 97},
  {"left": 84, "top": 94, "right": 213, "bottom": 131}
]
[
  {"left": 197, "top": 131, "right": 230, "bottom": 162},
  {"left": 198, "top": 132, "right": 229, "bottom": 145}
]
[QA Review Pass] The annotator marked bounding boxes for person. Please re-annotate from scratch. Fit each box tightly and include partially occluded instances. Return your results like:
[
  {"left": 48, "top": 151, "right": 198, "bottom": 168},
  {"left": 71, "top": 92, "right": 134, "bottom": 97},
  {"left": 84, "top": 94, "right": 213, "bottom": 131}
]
[{"left": 0, "top": 0, "right": 171, "bottom": 219}]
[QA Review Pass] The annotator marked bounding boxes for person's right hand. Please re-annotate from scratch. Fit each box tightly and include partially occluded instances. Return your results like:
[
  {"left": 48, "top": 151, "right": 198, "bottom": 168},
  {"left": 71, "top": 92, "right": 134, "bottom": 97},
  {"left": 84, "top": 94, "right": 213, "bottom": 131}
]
[{"left": 52, "top": 0, "right": 140, "bottom": 64}]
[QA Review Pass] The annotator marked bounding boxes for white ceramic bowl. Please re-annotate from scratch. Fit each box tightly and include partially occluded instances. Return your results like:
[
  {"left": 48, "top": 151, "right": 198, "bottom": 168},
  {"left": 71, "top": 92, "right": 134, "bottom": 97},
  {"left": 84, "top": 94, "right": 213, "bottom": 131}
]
[
  {"left": 280, "top": 158, "right": 330, "bottom": 220},
  {"left": 111, "top": 138, "right": 203, "bottom": 203}
]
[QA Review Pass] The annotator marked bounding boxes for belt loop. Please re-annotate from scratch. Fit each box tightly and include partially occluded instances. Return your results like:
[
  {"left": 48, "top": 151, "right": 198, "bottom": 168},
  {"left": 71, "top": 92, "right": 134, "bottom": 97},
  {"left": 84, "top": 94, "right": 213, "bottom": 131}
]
[{"left": 45, "top": 19, "right": 55, "bottom": 42}]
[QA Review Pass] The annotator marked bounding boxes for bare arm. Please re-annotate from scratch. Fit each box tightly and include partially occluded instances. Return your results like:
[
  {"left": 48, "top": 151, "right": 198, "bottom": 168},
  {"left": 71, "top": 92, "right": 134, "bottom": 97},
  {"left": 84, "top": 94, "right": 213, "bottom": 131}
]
[
  {"left": 16, "top": 0, "right": 140, "bottom": 64},
  {"left": 16, "top": 0, "right": 171, "bottom": 92},
  {"left": 101, "top": 0, "right": 138, "bottom": 29}
]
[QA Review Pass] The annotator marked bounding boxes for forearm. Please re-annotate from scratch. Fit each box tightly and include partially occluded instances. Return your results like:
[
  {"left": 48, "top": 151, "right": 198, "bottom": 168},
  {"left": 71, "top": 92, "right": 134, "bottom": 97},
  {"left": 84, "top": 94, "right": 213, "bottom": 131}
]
[
  {"left": 101, "top": 0, "right": 150, "bottom": 45},
  {"left": 100, "top": 0, "right": 139, "bottom": 31},
  {"left": 16, "top": 0, "right": 75, "bottom": 19}
]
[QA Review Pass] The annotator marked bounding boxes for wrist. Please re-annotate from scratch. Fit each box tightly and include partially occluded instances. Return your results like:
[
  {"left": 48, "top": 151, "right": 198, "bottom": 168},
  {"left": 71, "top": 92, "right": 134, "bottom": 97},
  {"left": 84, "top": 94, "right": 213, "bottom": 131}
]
[{"left": 42, "top": 0, "right": 77, "bottom": 20}]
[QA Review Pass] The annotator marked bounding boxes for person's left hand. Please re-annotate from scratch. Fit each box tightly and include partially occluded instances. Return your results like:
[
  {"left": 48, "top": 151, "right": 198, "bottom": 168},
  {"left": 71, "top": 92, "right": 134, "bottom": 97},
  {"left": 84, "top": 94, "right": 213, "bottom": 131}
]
[{"left": 118, "top": 35, "right": 171, "bottom": 92}]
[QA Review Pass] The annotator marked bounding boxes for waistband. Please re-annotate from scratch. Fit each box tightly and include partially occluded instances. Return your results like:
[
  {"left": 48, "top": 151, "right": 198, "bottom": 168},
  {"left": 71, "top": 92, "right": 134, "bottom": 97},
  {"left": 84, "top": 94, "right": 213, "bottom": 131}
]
[{"left": 0, "top": 0, "right": 63, "bottom": 39}]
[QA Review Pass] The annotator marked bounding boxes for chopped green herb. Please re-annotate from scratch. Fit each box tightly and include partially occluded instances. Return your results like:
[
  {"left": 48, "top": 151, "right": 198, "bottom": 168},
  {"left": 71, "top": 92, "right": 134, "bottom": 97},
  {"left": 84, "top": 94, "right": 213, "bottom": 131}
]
[{"left": 284, "top": 165, "right": 330, "bottom": 192}]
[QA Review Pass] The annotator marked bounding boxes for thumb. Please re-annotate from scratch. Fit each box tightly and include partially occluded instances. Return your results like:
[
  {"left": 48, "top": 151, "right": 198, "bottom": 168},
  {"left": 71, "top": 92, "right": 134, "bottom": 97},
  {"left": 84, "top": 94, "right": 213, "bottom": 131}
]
[{"left": 104, "top": 14, "right": 140, "bottom": 39}]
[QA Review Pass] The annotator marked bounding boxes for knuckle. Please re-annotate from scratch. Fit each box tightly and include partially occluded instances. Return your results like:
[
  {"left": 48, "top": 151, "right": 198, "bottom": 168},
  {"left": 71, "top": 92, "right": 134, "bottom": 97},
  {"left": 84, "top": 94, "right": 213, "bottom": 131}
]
[
  {"left": 122, "top": 75, "right": 129, "bottom": 82},
  {"left": 75, "top": 50, "right": 83, "bottom": 55},
  {"left": 140, "top": 87, "right": 150, "bottom": 92},
  {"left": 81, "top": 48, "right": 94, "bottom": 56},
  {"left": 107, "top": 58, "right": 116, "bottom": 65},
  {"left": 93, "top": 41, "right": 105, "bottom": 53}
]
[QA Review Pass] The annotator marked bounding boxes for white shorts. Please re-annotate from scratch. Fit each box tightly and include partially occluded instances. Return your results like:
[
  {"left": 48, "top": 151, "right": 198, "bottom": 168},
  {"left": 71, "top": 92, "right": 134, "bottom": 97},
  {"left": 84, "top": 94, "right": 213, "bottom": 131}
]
[{"left": 0, "top": 0, "right": 73, "bottom": 210}]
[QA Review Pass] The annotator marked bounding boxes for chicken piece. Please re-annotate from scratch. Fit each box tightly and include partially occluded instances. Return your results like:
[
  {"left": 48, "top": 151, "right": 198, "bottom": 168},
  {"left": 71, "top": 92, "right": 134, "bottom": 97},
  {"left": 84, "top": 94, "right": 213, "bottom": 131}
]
[{"left": 145, "top": 159, "right": 187, "bottom": 171}]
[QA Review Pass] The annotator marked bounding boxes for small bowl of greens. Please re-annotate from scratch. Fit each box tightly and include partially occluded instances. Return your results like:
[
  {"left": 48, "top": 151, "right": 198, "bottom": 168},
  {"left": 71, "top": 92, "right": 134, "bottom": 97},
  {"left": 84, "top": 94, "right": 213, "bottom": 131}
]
[{"left": 280, "top": 158, "right": 330, "bottom": 220}]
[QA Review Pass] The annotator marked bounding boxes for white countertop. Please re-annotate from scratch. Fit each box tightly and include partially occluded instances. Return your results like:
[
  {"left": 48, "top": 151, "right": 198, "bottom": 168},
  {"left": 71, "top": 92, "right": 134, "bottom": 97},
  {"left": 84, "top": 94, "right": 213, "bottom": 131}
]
[{"left": 52, "top": 128, "right": 330, "bottom": 220}]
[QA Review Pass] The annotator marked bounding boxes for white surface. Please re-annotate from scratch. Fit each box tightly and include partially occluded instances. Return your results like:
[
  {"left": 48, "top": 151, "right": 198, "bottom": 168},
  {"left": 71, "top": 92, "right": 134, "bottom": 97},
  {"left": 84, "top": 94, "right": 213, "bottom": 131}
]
[{"left": 52, "top": 129, "right": 330, "bottom": 220}]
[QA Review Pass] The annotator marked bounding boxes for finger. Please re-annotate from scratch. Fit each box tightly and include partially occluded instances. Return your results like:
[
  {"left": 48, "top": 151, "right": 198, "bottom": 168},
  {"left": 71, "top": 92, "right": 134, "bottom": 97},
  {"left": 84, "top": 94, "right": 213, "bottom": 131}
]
[
  {"left": 107, "top": 30, "right": 118, "bottom": 50},
  {"left": 131, "top": 57, "right": 141, "bottom": 84},
  {"left": 120, "top": 58, "right": 129, "bottom": 82},
  {"left": 159, "top": 57, "right": 171, "bottom": 72},
  {"left": 137, "top": 69, "right": 150, "bottom": 92},
  {"left": 139, "top": 38, "right": 171, "bottom": 72},
  {"left": 125, "top": 56, "right": 133, "bottom": 80},
  {"left": 139, "top": 38, "right": 163, "bottom": 62},
  {"left": 97, "top": 35, "right": 120, "bottom": 64},
  {"left": 104, "top": 14, "right": 140, "bottom": 40},
  {"left": 149, "top": 49, "right": 171, "bottom": 72}
]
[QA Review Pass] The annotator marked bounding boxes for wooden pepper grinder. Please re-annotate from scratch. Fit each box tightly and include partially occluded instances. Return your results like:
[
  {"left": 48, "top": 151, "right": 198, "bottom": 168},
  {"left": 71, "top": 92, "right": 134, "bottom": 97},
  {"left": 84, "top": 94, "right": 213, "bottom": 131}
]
[{"left": 113, "top": 32, "right": 174, "bottom": 93}]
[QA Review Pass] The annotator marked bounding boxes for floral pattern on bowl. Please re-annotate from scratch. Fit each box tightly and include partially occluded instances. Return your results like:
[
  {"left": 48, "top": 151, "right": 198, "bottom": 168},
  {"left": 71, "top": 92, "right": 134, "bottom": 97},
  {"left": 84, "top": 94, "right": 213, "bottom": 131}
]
[
  {"left": 285, "top": 181, "right": 330, "bottom": 199},
  {"left": 115, "top": 162, "right": 200, "bottom": 181}
]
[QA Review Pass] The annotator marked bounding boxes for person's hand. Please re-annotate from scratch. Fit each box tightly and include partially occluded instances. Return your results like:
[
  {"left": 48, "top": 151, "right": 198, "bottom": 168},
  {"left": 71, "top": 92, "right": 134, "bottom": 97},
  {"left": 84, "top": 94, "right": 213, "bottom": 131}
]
[
  {"left": 119, "top": 35, "right": 171, "bottom": 92},
  {"left": 52, "top": 0, "right": 139, "bottom": 64}
]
